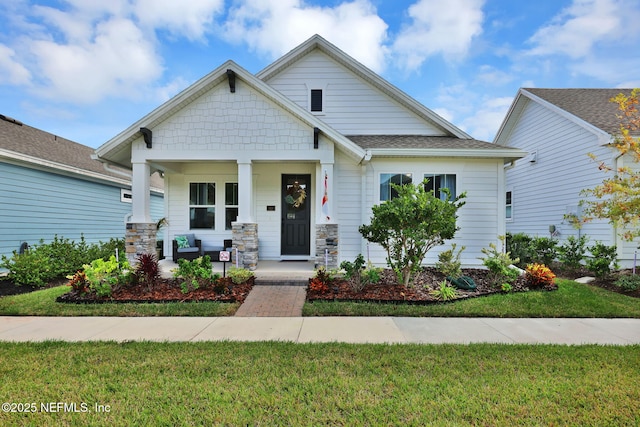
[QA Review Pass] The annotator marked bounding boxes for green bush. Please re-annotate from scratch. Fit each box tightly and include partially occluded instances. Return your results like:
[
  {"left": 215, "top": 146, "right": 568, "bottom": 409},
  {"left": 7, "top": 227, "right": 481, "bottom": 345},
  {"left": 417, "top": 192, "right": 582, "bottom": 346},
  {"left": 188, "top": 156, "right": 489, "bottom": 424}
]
[
  {"left": 506, "top": 233, "right": 535, "bottom": 267},
  {"left": 429, "top": 280, "right": 458, "bottom": 301},
  {"left": 586, "top": 242, "right": 618, "bottom": 278},
  {"left": 1, "top": 236, "right": 125, "bottom": 287},
  {"left": 615, "top": 274, "right": 640, "bottom": 292},
  {"left": 480, "top": 238, "right": 520, "bottom": 289},
  {"left": 174, "top": 256, "right": 215, "bottom": 293},
  {"left": 435, "top": 244, "right": 465, "bottom": 278},
  {"left": 531, "top": 237, "right": 558, "bottom": 266},
  {"left": 83, "top": 256, "right": 132, "bottom": 298},
  {"left": 227, "top": 266, "right": 254, "bottom": 285},
  {"left": 340, "top": 254, "right": 382, "bottom": 292},
  {"left": 557, "top": 235, "right": 588, "bottom": 272}
]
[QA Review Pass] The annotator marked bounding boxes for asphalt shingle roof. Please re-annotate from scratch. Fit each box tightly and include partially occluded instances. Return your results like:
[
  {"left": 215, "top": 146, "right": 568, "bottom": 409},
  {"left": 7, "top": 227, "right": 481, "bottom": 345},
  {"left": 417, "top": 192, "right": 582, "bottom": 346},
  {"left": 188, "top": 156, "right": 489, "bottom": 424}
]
[
  {"left": 524, "top": 88, "right": 634, "bottom": 135},
  {"left": 347, "top": 135, "right": 502, "bottom": 150},
  {"left": 0, "top": 115, "right": 163, "bottom": 189}
]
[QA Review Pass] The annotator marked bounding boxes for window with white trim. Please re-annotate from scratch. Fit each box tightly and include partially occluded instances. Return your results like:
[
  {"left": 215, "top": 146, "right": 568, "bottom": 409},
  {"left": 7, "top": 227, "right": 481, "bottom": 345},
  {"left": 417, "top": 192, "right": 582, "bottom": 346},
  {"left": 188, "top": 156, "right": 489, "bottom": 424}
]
[
  {"left": 225, "top": 182, "right": 238, "bottom": 230},
  {"left": 506, "top": 191, "right": 513, "bottom": 220},
  {"left": 380, "top": 173, "right": 412, "bottom": 201},
  {"left": 189, "top": 183, "right": 215, "bottom": 229},
  {"left": 424, "top": 174, "right": 456, "bottom": 200},
  {"left": 310, "top": 89, "right": 323, "bottom": 112}
]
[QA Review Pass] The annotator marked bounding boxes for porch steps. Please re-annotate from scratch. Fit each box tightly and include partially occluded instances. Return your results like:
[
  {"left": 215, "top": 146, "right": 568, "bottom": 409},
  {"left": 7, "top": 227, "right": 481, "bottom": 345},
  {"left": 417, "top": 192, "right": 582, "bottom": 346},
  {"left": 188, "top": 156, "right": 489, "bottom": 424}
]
[{"left": 254, "top": 279, "right": 308, "bottom": 287}]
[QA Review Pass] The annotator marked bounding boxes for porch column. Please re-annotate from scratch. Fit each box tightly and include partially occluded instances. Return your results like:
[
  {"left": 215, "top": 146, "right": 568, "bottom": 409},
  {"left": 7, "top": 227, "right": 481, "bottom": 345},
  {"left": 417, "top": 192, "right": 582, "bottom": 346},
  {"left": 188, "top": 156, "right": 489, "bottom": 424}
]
[
  {"left": 315, "top": 163, "right": 338, "bottom": 268},
  {"left": 126, "top": 161, "right": 155, "bottom": 264},
  {"left": 130, "top": 161, "right": 151, "bottom": 223},
  {"left": 237, "top": 161, "right": 254, "bottom": 222},
  {"left": 232, "top": 160, "right": 258, "bottom": 270}
]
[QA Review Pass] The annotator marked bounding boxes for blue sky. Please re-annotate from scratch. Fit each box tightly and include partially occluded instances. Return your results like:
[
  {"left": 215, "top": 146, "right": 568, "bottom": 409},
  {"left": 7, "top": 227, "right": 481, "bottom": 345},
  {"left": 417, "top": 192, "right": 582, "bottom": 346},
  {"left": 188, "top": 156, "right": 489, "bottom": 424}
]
[{"left": 1, "top": 0, "right": 639, "bottom": 147}]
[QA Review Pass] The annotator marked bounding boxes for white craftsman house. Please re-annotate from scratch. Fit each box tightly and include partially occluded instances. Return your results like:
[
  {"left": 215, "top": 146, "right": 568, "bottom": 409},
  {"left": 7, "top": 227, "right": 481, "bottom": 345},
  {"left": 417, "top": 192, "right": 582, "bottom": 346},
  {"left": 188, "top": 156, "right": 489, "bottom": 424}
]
[
  {"left": 494, "top": 88, "right": 639, "bottom": 268},
  {"left": 95, "top": 35, "right": 526, "bottom": 269}
]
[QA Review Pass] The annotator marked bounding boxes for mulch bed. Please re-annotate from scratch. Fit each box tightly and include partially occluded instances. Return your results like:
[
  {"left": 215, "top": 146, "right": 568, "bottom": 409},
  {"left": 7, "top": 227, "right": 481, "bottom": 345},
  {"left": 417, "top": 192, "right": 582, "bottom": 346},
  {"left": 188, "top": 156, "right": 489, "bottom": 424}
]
[
  {"left": 54, "top": 277, "right": 254, "bottom": 304},
  {"left": 307, "top": 267, "right": 554, "bottom": 304}
]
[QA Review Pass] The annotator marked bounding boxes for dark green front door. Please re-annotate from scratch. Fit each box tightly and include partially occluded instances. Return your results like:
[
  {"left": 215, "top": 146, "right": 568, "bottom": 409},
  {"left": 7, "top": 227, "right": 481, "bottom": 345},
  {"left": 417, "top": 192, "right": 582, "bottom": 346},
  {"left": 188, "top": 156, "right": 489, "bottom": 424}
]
[{"left": 281, "top": 174, "right": 311, "bottom": 255}]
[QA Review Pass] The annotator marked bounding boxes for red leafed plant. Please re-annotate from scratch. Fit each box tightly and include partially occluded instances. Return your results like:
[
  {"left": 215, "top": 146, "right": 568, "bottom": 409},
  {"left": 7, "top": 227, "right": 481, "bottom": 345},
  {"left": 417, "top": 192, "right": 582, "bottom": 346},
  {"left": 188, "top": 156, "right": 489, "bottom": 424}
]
[
  {"left": 135, "top": 253, "right": 160, "bottom": 291},
  {"left": 66, "top": 271, "right": 88, "bottom": 293},
  {"left": 525, "top": 263, "right": 556, "bottom": 289}
]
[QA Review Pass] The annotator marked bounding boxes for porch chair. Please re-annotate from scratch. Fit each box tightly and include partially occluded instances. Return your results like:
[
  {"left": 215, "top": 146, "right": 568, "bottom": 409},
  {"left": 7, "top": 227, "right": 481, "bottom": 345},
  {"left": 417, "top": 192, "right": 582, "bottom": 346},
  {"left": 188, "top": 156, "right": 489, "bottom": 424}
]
[{"left": 172, "top": 234, "right": 202, "bottom": 261}]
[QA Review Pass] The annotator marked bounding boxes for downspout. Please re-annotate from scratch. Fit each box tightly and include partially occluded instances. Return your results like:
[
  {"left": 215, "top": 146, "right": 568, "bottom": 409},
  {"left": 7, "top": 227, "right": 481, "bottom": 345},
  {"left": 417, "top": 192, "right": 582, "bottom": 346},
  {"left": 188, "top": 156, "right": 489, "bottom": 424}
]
[{"left": 360, "top": 150, "right": 372, "bottom": 258}]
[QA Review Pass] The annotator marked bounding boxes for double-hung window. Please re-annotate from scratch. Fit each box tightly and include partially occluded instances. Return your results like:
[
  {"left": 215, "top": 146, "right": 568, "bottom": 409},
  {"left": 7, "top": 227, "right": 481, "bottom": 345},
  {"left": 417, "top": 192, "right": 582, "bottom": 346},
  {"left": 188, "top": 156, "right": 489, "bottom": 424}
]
[
  {"left": 424, "top": 174, "right": 456, "bottom": 200},
  {"left": 506, "top": 191, "right": 513, "bottom": 220},
  {"left": 380, "top": 173, "right": 413, "bottom": 201},
  {"left": 189, "top": 183, "right": 215, "bottom": 229}
]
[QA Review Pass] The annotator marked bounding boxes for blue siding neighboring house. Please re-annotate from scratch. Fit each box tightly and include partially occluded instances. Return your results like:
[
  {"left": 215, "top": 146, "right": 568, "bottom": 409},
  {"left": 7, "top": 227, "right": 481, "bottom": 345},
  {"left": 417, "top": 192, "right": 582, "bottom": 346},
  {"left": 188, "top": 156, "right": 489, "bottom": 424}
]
[{"left": 0, "top": 114, "right": 164, "bottom": 259}]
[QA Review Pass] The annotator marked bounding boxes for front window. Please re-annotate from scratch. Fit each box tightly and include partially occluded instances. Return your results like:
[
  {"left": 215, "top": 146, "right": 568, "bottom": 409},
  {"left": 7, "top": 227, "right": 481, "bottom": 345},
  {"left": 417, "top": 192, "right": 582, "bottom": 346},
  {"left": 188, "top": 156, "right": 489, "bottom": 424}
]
[
  {"left": 380, "top": 173, "right": 412, "bottom": 201},
  {"left": 225, "top": 182, "right": 238, "bottom": 230},
  {"left": 424, "top": 174, "right": 456, "bottom": 200},
  {"left": 189, "top": 183, "right": 215, "bottom": 229},
  {"left": 506, "top": 191, "right": 513, "bottom": 220}
]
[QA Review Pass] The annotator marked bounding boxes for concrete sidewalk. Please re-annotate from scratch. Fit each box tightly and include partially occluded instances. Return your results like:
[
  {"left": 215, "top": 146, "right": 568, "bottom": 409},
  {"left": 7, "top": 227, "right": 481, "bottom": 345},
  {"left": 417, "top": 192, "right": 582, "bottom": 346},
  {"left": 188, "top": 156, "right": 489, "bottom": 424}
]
[{"left": 0, "top": 316, "right": 638, "bottom": 345}]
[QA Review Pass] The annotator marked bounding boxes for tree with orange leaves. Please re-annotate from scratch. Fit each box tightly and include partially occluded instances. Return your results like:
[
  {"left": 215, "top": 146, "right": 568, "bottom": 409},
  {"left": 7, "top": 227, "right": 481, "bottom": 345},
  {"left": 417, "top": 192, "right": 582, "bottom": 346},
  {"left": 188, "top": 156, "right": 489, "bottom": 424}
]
[{"left": 581, "top": 88, "right": 640, "bottom": 241}]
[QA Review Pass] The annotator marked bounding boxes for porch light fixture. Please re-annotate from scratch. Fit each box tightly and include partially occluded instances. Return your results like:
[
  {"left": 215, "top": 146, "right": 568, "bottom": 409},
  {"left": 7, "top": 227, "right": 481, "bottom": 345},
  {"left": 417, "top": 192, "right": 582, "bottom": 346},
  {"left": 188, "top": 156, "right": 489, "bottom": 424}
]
[
  {"left": 314, "top": 127, "right": 320, "bottom": 149},
  {"left": 140, "top": 127, "right": 152, "bottom": 149},
  {"left": 226, "top": 69, "right": 236, "bottom": 93}
]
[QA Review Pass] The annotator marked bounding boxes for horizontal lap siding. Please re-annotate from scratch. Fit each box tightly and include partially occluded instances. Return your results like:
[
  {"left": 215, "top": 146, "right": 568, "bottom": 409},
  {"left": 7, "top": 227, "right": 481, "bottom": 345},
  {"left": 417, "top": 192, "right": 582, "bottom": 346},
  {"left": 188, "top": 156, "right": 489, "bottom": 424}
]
[
  {"left": 505, "top": 101, "right": 614, "bottom": 245},
  {"left": 335, "top": 151, "right": 363, "bottom": 261},
  {"left": 360, "top": 158, "right": 502, "bottom": 268},
  {"left": 0, "top": 162, "right": 162, "bottom": 258},
  {"left": 265, "top": 51, "right": 443, "bottom": 135}
]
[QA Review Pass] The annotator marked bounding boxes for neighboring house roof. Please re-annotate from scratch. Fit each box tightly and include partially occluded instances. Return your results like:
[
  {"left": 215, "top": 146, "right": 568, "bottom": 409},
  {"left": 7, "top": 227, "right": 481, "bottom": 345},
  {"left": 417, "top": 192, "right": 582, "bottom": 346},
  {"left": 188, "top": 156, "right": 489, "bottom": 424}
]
[
  {"left": 257, "top": 34, "right": 472, "bottom": 140},
  {"left": 0, "top": 115, "right": 164, "bottom": 191},
  {"left": 495, "top": 88, "right": 635, "bottom": 146},
  {"left": 348, "top": 135, "right": 525, "bottom": 161}
]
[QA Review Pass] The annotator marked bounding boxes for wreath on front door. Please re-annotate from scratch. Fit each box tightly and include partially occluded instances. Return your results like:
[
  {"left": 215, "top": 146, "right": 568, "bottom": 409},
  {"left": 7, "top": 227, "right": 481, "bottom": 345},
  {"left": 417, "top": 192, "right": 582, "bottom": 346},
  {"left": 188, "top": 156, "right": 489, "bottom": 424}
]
[{"left": 285, "top": 181, "right": 306, "bottom": 208}]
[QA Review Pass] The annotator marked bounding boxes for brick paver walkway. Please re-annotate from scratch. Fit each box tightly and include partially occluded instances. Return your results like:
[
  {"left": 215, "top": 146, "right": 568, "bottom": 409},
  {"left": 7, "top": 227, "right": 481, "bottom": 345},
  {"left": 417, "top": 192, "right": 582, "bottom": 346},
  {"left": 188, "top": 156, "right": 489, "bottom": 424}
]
[{"left": 234, "top": 286, "right": 307, "bottom": 317}]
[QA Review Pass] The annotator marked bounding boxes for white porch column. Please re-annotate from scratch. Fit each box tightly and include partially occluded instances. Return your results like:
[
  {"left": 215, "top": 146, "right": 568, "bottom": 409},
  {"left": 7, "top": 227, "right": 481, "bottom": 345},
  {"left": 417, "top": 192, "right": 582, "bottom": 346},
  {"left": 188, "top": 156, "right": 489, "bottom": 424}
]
[
  {"left": 131, "top": 161, "right": 151, "bottom": 223},
  {"left": 317, "top": 162, "right": 334, "bottom": 223},
  {"left": 237, "top": 160, "right": 254, "bottom": 222}
]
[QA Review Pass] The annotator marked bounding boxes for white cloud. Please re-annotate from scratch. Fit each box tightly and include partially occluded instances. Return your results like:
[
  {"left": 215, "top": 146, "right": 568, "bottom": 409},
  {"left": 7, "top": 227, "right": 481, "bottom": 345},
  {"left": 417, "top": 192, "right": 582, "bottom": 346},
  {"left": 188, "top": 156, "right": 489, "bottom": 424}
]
[
  {"left": 223, "top": 0, "right": 389, "bottom": 72},
  {"left": 30, "top": 18, "right": 162, "bottom": 103},
  {"left": 393, "top": 0, "right": 485, "bottom": 71},
  {"left": 527, "top": 0, "right": 635, "bottom": 58},
  {"left": 0, "top": 44, "right": 31, "bottom": 85},
  {"left": 460, "top": 96, "right": 513, "bottom": 141},
  {"left": 134, "top": 0, "right": 224, "bottom": 40}
]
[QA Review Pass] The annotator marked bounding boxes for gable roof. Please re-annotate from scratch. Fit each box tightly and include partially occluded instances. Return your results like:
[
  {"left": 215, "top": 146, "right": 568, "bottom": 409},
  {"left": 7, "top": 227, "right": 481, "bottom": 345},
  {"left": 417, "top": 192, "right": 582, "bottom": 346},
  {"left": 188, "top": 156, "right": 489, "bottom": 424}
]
[
  {"left": 495, "top": 88, "right": 634, "bottom": 146},
  {"left": 257, "top": 34, "right": 473, "bottom": 140},
  {"left": 0, "top": 115, "right": 162, "bottom": 191},
  {"left": 95, "top": 59, "right": 366, "bottom": 166}
]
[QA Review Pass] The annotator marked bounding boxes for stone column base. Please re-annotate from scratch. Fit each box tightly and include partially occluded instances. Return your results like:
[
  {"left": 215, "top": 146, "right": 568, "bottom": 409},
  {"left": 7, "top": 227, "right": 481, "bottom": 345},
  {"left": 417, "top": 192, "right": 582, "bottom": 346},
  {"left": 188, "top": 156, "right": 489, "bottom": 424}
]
[
  {"left": 125, "top": 222, "right": 157, "bottom": 265},
  {"left": 231, "top": 222, "right": 259, "bottom": 271},
  {"left": 315, "top": 224, "right": 339, "bottom": 269}
]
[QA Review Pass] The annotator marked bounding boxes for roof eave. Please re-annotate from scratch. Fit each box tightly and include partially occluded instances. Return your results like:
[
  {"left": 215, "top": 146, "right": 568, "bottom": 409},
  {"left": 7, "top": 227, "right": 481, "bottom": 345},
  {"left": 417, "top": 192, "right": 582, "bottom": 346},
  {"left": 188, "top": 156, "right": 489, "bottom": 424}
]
[{"left": 369, "top": 148, "right": 528, "bottom": 162}]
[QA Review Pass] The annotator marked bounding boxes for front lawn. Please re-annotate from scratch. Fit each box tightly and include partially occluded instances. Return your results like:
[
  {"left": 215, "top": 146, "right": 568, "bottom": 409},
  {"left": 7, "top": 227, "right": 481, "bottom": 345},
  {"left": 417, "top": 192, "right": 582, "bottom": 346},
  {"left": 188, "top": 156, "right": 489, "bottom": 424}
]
[
  {"left": 303, "top": 279, "right": 640, "bottom": 317},
  {"left": 0, "top": 342, "right": 638, "bottom": 426},
  {"left": 0, "top": 286, "right": 238, "bottom": 317}
]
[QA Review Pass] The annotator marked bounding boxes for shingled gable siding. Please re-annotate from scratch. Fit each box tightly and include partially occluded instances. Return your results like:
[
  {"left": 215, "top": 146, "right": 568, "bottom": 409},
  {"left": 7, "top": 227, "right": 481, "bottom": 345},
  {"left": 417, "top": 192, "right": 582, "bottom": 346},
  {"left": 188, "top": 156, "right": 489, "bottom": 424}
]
[
  {"left": 0, "top": 161, "right": 163, "bottom": 258},
  {"left": 263, "top": 50, "right": 445, "bottom": 136},
  {"left": 504, "top": 99, "right": 613, "bottom": 245}
]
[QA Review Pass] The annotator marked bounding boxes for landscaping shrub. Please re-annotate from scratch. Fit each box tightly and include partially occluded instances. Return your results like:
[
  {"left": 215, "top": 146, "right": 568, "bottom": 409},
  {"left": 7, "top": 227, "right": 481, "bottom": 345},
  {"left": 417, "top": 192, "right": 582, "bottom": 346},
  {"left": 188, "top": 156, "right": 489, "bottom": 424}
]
[
  {"left": 525, "top": 263, "right": 556, "bottom": 289},
  {"left": 227, "top": 267, "right": 254, "bottom": 285},
  {"left": 480, "top": 238, "right": 520, "bottom": 289},
  {"left": 82, "top": 256, "right": 132, "bottom": 298},
  {"left": 531, "top": 236, "right": 558, "bottom": 266},
  {"left": 173, "top": 256, "right": 216, "bottom": 293},
  {"left": 135, "top": 253, "right": 160, "bottom": 291},
  {"left": 1, "top": 236, "right": 125, "bottom": 287},
  {"left": 615, "top": 274, "right": 640, "bottom": 292},
  {"left": 556, "top": 235, "right": 588, "bottom": 272},
  {"left": 506, "top": 232, "right": 535, "bottom": 267},
  {"left": 429, "top": 280, "right": 458, "bottom": 301},
  {"left": 435, "top": 244, "right": 465, "bottom": 278},
  {"left": 309, "top": 267, "right": 337, "bottom": 294},
  {"left": 359, "top": 180, "right": 466, "bottom": 286},
  {"left": 340, "top": 254, "right": 382, "bottom": 292},
  {"left": 586, "top": 242, "right": 619, "bottom": 278}
]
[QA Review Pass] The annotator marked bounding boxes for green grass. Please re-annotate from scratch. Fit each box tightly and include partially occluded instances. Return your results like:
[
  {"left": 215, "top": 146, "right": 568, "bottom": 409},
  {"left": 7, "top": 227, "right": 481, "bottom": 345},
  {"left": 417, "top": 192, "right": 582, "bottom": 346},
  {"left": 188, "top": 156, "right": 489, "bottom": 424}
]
[
  {"left": 303, "top": 279, "right": 640, "bottom": 317},
  {"left": 0, "top": 286, "right": 238, "bottom": 316},
  {"left": 0, "top": 341, "right": 638, "bottom": 426}
]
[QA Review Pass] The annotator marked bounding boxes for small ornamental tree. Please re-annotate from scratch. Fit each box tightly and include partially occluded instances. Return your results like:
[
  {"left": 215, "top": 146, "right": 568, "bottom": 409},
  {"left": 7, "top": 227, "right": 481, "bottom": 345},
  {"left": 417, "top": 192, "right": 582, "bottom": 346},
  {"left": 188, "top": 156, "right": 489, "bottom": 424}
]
[
  {"left": 581, "top": 88, "right": 640, "bottom": 241},
  {"left": 359, "top": 180, "right": 466, "bottom": 286}
]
